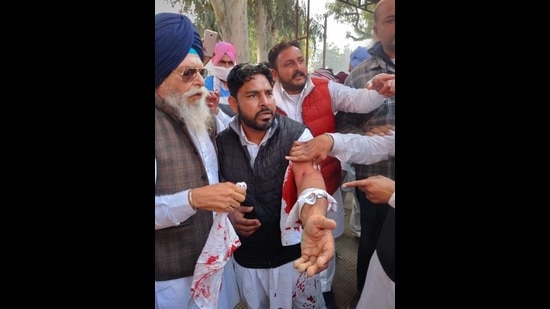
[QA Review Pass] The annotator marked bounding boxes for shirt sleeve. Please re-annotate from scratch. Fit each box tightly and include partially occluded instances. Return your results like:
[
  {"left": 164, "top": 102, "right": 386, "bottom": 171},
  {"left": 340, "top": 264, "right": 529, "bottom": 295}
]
[
  {"left": 298, "top": 128, "right": 314, "bottom": 142},
  {"left": 155, "top": 159, "right": 197, "bottom": 230},
  {"left": 329, "top": 131, "right": 395, "bottom": 165},
  {"left": 328, "top": 80, "right": 387, "bottom": 114},
  {"left": 388, "top": 192, "right": 395, "bottom": 208}
]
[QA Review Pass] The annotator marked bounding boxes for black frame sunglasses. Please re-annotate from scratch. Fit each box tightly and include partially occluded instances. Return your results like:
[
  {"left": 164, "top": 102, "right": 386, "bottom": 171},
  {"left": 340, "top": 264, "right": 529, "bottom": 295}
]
[{"left": 173, "top": 68, "right": 208, "bottom": 82}]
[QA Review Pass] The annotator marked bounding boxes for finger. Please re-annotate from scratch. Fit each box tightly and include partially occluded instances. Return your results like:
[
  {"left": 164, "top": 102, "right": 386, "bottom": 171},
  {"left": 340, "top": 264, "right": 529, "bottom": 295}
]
[
  {"left": 293, "top": 256, "right": 306, "bottom": 268},
  {"left": 295, "top": 259, "right": 315, "bottom": 273},
  {"left": 342, "top": 180, "right": 359, "bottom": 188},
  {"left": 306, "top": 265, "right": 320, "bottom": 277},
  {"left": 366, "top": 81, "right": 373, "bottom": 89},
  {"left": 285, "top": 155, "right": 296, "bottom": 161},
  {"left": 306, "top": 261, "right": 328, "bottom": 277},
  {"left": 316, "top": 253, "right": 330, "bottom": 267},
  {"left": 321, "top": 218, "right": 337, "bottom": 230},
  {"left": 289, "top": 146, "right": 303, "bottom": 156}
]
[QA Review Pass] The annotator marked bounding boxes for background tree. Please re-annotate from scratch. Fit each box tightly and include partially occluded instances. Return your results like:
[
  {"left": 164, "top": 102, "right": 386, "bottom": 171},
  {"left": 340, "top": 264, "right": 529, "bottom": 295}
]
[
  {"left": 310, "top": 43, "right": 353, "bottom": 74},
  {"left": 167, "top": 0, "right": 324, "bottom": 67},
  {"left": 173, "top": 0, "right": 249, "bottom": 62},
  {"left": 326, "top": 1, "right": 376, "bottom": 42}
]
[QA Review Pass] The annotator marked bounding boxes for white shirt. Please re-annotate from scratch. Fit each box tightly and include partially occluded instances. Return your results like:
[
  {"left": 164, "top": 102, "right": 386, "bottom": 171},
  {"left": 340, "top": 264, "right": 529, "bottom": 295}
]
[
  {"left": 226, "top": 116, "right": 313, "bottom": 166},
  {"left": 273, "top": 76, "right": 386, "bottom": 122},
  {"left": 328, "top": 131, "right": 395, "bottom": 166},
  {"left": 328, "top": 131, "right": 396, "bottom": 208},
  {"left": 215, "top": 109, "right": 233, "bottom": 130}
]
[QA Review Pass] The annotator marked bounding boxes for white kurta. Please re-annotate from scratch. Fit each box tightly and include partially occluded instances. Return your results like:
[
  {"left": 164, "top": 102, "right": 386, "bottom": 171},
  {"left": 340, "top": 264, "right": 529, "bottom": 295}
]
[{"left": 155, "top": 129, "right": 240, "bottom": 309}]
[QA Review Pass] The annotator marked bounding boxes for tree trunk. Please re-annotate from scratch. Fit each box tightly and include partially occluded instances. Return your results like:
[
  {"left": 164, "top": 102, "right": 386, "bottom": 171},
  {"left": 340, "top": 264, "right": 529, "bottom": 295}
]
[
  {"left": 254, "top": 0, "right": 275, "bottom": 63},
  {"left": 210, "top": 0, "right": 249, "bottom": 63}
]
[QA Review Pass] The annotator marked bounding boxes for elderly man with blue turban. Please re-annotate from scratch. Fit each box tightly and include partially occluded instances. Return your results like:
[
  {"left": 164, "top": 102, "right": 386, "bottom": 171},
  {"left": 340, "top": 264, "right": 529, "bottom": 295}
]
[{"left": 154, "top": 13, "right": 245, "bottom": 309}]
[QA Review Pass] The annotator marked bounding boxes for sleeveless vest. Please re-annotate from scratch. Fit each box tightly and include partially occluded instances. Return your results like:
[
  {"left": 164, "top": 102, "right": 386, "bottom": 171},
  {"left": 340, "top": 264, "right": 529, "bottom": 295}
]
[
  {"left": 295, "top": 78, "right": 342, "bottom": 194},
  {"left": 216, "top": 115, "right": 305, "bottom": 268},
  {"left": 154, "top": 99, "right": 216, "bottom": 281}
]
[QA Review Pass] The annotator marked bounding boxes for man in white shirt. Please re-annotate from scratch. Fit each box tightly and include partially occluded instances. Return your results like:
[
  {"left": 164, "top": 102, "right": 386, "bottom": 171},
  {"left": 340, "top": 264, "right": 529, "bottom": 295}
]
[{"left": 267, "top": 39, "right": 394, "bottom": 308}]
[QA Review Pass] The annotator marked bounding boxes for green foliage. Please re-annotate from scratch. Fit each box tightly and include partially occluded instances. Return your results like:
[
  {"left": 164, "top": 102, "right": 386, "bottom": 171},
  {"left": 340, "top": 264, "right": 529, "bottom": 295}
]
[
  {"left": 163, "top": 0, "right": 372, "bottom": 68},
  {"left": 170, "top": 0, "right": 219, "bottom": 35},
  {"left": 327, "top": 1, "right": 375, "bottom": 42}
]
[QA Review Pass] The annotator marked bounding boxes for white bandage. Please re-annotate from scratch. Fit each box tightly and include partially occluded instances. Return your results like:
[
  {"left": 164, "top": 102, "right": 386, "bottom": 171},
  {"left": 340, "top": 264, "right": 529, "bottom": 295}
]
[
  {"left": 293, "top": 188, "right": 337, "bottom": 221},
  {"left": 280, "top": 188, "right": 338, "bottom": 246}
]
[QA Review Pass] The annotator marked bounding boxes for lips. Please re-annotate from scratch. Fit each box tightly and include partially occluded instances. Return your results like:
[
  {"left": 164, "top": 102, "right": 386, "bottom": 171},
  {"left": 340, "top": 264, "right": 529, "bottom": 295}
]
[
  {"left": 292, "top": 72, "right": 306, "bottom": 80},
  {"left": 257, "top": 110, "right": 273, "bottom": 121}
]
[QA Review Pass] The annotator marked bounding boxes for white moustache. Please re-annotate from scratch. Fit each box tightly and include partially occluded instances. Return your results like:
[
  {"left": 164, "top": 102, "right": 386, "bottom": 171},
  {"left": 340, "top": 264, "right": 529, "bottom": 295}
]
[{"left": 181, "top": 88, "right": 208, "bottom": 105}]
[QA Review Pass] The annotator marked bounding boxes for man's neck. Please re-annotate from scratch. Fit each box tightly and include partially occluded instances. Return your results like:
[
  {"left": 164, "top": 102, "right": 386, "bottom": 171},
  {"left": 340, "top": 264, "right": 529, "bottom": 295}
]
[
  {"left": 241, "top": 125, "right": 267, "bottom": 145},
  {"left": 383, "top": 48, "right": 395, "bottom": 59}
]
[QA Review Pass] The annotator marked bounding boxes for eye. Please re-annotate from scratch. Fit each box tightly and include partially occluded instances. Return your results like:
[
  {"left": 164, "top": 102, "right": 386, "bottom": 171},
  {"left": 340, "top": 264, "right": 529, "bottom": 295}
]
[
  {"left": 384, "top": 17, "right": 395, "bottom": 24},
  {"left": 182, "top": 69, "right": 196, "bottom": 78}
]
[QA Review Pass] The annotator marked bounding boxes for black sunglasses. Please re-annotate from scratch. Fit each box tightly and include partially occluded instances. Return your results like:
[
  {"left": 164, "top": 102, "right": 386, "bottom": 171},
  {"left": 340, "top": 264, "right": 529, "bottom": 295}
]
[{"left": 173, "top": 68, "right": 208, "bottom": 82}]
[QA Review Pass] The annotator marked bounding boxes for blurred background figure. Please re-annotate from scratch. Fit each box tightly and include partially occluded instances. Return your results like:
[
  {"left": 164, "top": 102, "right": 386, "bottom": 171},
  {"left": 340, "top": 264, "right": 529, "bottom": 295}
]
[
  {"left": 311, "top": 68, "right": 337, "bottom": 81},
  {"left": 335, "top": 71, "right": 349, "bottom": 84},
  {"left": 348, "top": 46, "right": 371, "bottom": 73},
  {"left": 205, "top": 41, "right": 237, "bottom": 126},
  {"left": 338, "top": 0, "right": 395, "bottom": 307}
]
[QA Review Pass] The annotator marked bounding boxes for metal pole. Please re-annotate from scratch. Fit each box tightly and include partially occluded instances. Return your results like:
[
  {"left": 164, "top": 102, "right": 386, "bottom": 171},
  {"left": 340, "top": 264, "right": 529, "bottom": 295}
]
[
  {"left": 306, "top": 0, "right": 310, "bottom": 71},
  {"left": 295, "top": 0, "right": 299, "bottom": 39},
  {"left": 322, "top": 14, "right": 327, "bottom": 68}
]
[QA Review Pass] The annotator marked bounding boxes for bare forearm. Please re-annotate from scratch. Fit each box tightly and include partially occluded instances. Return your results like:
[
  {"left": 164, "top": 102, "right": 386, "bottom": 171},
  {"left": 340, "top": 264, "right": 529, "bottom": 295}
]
[{"left": 292, "top": 161, "right": 329, "bottom": 222}]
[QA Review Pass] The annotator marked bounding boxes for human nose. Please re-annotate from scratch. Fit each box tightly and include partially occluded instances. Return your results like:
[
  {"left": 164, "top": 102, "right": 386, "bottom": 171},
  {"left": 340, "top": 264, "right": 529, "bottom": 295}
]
[
  {"left": 193, "top": 71, "right": 205, "bottom": 86},
  {"left": 258, "top": 93, "right": 273, "bottom": 106}
]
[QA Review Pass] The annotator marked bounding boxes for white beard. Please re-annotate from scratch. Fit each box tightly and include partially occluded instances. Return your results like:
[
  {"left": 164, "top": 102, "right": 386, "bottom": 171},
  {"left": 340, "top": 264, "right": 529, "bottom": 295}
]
[{"left": 165, "top": 87, "right": 214, "bottom": 136}]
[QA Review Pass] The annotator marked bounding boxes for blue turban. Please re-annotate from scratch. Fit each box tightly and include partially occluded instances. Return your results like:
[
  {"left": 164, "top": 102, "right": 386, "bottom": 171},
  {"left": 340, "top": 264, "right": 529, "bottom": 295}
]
[
  {"left": 349, "top": 46, "right": 371, "bottom": 69},
  {"left": 155, "top": 13, "right": 204, "bottom": 88}
]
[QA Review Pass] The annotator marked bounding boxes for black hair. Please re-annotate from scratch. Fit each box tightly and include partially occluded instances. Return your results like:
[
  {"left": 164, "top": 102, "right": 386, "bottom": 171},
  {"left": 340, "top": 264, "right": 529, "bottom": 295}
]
[{"left": 226, "top": 63, "right": 275, "bottom": 98}]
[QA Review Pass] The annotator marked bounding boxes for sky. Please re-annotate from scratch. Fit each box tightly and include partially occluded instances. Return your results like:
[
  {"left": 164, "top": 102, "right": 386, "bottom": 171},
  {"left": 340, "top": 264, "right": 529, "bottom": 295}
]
[
  {"left": 154, "top": 0, "right": 370, "bottom": 52},
  {"left": 309, "top": 0, "right": 371, "bottom": 52}
]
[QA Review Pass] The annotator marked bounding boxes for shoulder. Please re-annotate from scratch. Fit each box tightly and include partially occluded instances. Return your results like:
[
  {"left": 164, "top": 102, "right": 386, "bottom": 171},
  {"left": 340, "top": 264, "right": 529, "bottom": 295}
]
[
  {"left": 276, "top": 114, "right": 306, "bottom": 130},
  {"left": 310, "top": 77, "right": 329, "bottom": 86},
  {"left": 345, "top": 58, "right": 385, "bottom": 88}
]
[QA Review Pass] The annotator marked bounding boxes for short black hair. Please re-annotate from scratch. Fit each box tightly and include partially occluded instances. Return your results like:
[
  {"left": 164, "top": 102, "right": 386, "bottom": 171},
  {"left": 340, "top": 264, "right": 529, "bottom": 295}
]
[{"left": 226, "top": 63, "right": 275, "bottom": 98}]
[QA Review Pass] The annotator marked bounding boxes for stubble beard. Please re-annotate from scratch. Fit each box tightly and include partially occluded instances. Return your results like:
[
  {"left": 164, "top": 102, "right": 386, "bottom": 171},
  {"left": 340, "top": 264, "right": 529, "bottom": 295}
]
[{"left": 237, "top": 107, "right": 274, "bottom": 131}]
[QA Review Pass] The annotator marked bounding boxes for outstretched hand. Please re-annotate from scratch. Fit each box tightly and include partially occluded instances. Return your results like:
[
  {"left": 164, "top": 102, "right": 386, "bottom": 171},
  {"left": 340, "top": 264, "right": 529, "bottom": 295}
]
[
  {"left": 366, "top": 73, "right": 395, "bottom": 98},
  {"left": 342, "top": 175, "right": 394, "bottom": 204},
  {"left": 294, "top": 215, "right": 337, "bottom": 277}
]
